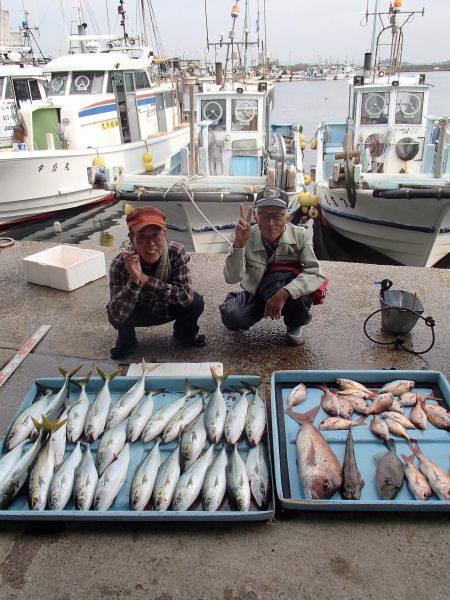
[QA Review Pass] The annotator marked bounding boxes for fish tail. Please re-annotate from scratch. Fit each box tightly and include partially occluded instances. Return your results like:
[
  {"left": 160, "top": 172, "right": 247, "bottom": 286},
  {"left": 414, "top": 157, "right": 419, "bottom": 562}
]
[
  {"left": 285, "top": 404, "right": 320, "bottom": 425},
  {"left": 240, "top": 381, "right": 261, "bottom": 395},
  {"left": 31, "top": 415, "right": 67, "bottom": 434},
  {"left": 401, "top": 453, "right": 414, "bottom": 465},
  {"left": 355, "top": 416, "right": 367, "bottom": 427},
  {"left": 210, "top": 366, "right": 232, "bottom": 386},
  {"left": 97, "top": 367, "right": 121, "bottom": 382}
]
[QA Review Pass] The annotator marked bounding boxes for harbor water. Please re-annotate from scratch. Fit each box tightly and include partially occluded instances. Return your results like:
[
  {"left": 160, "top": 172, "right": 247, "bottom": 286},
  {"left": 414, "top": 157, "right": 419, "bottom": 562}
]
[{"left": 5, "top": 71, "right": 450, "bottom": 267}]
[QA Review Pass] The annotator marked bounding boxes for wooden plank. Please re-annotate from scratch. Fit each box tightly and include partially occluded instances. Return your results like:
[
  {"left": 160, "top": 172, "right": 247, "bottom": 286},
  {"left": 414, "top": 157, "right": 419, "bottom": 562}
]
[{"left": 0, "top": 326, "right": 51, "bottom": 388}]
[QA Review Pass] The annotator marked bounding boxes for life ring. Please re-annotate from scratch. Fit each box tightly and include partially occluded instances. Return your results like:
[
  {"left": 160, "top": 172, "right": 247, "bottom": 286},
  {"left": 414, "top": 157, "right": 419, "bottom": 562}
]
[{"left": 0, "top": 237, "right": 14, "bottom": 248}]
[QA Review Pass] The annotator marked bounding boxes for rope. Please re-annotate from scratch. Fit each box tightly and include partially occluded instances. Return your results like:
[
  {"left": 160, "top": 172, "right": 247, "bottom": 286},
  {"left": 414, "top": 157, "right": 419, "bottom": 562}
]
[
  {"left": 363, "top": 307, "right": 436, "bottom": 356},
  {"left": 163, "top": 179, "right": 233, "bottom": 248}
]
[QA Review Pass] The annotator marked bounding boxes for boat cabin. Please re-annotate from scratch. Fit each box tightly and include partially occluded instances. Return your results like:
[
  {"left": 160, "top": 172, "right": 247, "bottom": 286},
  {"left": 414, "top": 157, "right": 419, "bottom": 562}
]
[
  {"left": 16, "top": 46, "right": 181, "bottom": 151},
  {"left": 195, "top": 85, "right": 271, "bottom": 177}
]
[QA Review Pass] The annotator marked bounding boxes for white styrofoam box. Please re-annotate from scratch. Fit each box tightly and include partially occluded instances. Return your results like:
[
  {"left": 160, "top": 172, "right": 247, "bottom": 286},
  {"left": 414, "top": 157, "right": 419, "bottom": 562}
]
[
  {"left": 23, "top": 244, "right": 106, "bottom": 291},
  {"left": 126, "top": 362, "right": 223, "bottom": 377}
]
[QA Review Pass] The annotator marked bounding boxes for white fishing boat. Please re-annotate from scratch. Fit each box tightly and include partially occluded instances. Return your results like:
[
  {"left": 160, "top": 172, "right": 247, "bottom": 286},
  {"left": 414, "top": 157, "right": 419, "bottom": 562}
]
[
  {"left": 0, "top": 1, "right": 190, "bottom": 227},
  {"left": 314, "top": 0, "right": 450, "bottom": 267},
  {"left": 89, "top": 1, "right": 308, "bottom": 253}
]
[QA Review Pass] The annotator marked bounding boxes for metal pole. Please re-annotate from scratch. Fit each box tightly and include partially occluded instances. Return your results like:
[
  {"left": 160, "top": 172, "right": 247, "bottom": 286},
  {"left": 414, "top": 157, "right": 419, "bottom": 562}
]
[
  {"left": 370, "top": 0, "right": 380, "bottom": 71},
  {"left": 189, "top": 85, "right": 196, "bottom": 176}
]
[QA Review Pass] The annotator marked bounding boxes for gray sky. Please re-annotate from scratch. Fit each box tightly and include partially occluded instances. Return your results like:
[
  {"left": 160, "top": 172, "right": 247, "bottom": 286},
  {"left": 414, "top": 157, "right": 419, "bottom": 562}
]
[{"left": 5, "top": 0, "right": 450, "bottom": 64}]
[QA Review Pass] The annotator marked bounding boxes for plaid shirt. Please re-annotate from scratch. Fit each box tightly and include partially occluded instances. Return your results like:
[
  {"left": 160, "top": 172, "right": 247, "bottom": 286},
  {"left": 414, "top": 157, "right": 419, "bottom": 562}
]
[{"left": 107, "top": 241, "right": 194, "bottom": 324}]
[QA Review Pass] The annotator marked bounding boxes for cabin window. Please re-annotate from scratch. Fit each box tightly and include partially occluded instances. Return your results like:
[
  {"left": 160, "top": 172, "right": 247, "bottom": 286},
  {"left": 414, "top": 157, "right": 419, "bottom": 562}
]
[
  {"left": 360, "top": 91, "right": 389, "bottom": 125},
  {"left": 134, "top": 70, "right": 150, "bottom": 89},
  {"left": 395, "top": 91, "right": 424, "bottom": 125},
  {"left": 232, "top": 99, "right": 258, "bottom": 131},
  {"left": 106, "top": 72, "right": 114, "bottom": 93},
  {"left": 4, "top": 78, "right": 13, "bottom": 99},
  {"left": 29, "top": 80, "right": 41, "bottom": 100},
  {"left": 12, "top": 79, "right": 31, "bottom": 102},
  {"left": 201, "top": 99, "right": 226, "bottom": 131},
  {"left": 124, "top": 72, "right": 135, "bottom": 92},
  {"left": 48, "top": 72, "right": 68, "bottom": 96},
  {"left": 70, "top": 71, "right": 104, "bottom": 94},
  {"left": 163, "top": 91, "right": 174, "bottom": 108}
]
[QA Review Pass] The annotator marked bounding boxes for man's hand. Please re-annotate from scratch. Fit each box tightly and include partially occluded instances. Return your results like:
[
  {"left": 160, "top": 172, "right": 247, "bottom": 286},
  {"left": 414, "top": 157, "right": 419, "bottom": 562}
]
[
  {"left": 234, "top": 203, "right": 253, "bottom": 248},
  {"left": 265, "top": 288, "right": 289, "bottom": 320},
  {"left": 124, "top": 251, "right": 142, "bottom": 284}
]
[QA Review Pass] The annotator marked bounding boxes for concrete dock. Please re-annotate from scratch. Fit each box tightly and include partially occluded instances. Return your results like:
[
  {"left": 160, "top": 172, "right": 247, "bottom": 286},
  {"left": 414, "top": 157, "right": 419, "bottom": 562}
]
[{"left": 0, "top": 240, "right": 448, "bottom": 600}]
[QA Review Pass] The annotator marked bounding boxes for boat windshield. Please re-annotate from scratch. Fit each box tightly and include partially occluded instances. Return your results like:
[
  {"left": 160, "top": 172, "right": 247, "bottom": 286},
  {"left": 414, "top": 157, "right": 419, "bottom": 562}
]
[
  {"left": 70, "top": 71, "right": 104, "bottom": 94},
  {"left": 395, "top": 91, "right": 424, "bottom": 125},
  {"left": 48, "top": 72, "right": 69, "bottom": 96},
  {"left": 360, "top": 91, "right": 389, "bottom": 125},
  {"left": 232, "top": 99, "right": 258, "bottom": 131},
  {"left": 201, "top": 99, "right": 226, "bottom": 131}
]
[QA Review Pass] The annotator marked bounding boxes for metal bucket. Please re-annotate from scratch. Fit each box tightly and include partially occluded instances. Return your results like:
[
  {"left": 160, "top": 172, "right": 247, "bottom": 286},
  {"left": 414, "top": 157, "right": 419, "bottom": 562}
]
[{"left": 379, "top": 279, "right": 424, "bottom": 336}]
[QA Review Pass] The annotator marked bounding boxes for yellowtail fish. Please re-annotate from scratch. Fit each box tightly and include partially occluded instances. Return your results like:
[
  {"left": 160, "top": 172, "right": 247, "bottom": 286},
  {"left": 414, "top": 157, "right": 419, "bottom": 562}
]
[
  {"left": 73, "top": 444, "right": 98, "bottom": 511},
  {"left": 172, "top": 446, "right": 215, "bottom": 511},
  {"left": 130, "top": 441, "right": 161, "bottom": 511},
  {"left": 202, "top": 447, "right": 227, "bottom": 511},
  {"left": 205, "top": 367, "right": 231, "bottom": 443},
  {"left": 84, "top": 368, "right": 120, "bottom": 442},
  {"left": 94, "top": 444, "right": 130, "bottom": 510},
  {"left": 228, "top": 446, "right": 251, "bottom": 511}
]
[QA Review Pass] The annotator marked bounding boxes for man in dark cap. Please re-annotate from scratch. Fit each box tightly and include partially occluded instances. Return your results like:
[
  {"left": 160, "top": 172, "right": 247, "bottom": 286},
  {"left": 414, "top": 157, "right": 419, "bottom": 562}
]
[
  {"left": 220, "top": 187, "right": 327, "bottom": 345},
  {"left": 107, "top": 206, "right": 205, "bottom": 359}
]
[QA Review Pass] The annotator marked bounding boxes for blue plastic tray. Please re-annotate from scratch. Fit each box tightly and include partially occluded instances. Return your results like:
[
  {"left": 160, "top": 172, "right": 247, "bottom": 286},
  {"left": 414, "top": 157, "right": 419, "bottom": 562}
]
[
  {"left": 271, "top": 370, "right": 450, "bottom": 511},
  {"left": 0, "top": 375, "right": 274, "bottom": 522}
]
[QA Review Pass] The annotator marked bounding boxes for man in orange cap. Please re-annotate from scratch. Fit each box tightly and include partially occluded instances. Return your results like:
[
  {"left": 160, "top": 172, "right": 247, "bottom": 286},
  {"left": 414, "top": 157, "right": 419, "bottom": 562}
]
[{"left": 107, "top": 206, "right": 205, "bottom": 359}]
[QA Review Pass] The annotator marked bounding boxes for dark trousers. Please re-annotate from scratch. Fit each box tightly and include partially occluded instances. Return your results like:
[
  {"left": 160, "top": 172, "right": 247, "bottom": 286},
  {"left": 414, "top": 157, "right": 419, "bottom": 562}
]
[
  {"left": 220, "top": 290, "right": 313, "bottom": 331},
  {"left": 108, "top": 292, "right": 204, "bottom": 348}
]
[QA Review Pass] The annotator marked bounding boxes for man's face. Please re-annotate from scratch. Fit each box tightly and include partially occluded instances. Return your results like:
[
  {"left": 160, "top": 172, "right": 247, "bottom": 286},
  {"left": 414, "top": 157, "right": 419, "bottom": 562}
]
[
  {"left": 130, "top": 225, "right": 166, "bottom": 265},
  {"left": 255, "top": 206, "right": 288, "bottom": 243}
]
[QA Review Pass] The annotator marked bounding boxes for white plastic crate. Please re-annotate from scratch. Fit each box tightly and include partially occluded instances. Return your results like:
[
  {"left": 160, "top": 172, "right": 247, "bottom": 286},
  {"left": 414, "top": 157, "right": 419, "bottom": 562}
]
[{"left": 23, "top": 245, "right": 106, "bottom": 291}]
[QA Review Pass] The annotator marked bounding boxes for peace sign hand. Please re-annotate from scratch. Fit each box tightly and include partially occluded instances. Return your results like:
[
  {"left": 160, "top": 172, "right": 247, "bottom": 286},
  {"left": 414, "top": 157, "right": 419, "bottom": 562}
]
[{"left": 234, "top": 203, "right": 253, "bottom": 248}]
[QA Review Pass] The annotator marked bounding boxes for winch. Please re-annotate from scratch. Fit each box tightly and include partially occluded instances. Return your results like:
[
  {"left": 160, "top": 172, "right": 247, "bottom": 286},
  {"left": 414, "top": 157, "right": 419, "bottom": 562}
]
[{"left": 363, "top": 279, "right": 436, "bottom": 355}]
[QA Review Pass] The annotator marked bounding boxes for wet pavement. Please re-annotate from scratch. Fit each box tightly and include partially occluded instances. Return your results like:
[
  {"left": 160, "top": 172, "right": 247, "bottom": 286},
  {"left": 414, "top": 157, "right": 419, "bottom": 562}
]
[{"left": 0, "top": 240, "right": 449, "bottom": 600}]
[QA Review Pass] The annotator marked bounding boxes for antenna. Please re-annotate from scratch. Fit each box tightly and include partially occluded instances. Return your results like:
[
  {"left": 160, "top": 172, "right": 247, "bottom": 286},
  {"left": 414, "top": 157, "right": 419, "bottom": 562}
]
[{"left": 118, "top": 0, "right": 128, "bottom": 46}]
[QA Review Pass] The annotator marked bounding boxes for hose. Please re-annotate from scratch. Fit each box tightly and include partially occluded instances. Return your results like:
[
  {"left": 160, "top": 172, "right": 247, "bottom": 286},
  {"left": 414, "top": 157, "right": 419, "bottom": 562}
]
[{"left": 363, "top": 307, "right": 436, "bottom": 355}]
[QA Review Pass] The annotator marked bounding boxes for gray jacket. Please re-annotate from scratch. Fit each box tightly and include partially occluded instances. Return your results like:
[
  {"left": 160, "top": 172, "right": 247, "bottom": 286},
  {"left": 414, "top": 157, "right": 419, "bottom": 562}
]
[{"left": 223, "top": 223, "right": 326, "bottom": 299}]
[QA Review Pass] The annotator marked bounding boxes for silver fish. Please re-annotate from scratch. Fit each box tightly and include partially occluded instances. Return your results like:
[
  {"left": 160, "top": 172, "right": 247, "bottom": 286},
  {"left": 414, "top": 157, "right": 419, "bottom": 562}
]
[
  {"left": 162, "top": 395, "right": 204, "bottom": 444},
  {"left": 0, "top": 417, "right": 65, "bottom": 509},
  {"left": 341, "top": 429, "right": 365, "bottom": 500},
  {"left": 96, "top": 418, "right": 128, "bottom": 476},
  {"left": 130, "top": 441, "right": 161, "bottom": 511},
  {"left": 48, "top": 442, "right": 82, "bottom": 510},
  {"left": 126, "top": 389, "right": 162, "bottom": 443},
  {"left": 5, "top": 392, "right": 50, "bottom": 450},
  {"left": 181, "top": 413, "right": 207, "bottom": 471},
  {"left": 409, "top": 442, "right": 450, "bottom": 500},
  {"left": 319, "top": 416, "right": 366, "bottom": 431},
  {"left": 44, "top": 365, "right": 83, "bottom": 420},
  {"left": 52, "top": 408, "right": 68, "bottom": 469},
  {"left": 245, "top": 384, "right": 266, "bottom": 446},
  {"left": 336, "top": 379, "right": 374, "bottom": 396},
  {"left": 286, "top": 406, "right": 342, "bottom": 500},
  {"left": 73, "top": 445, "right": 98, "bottom": 510},
  {"left": 224, "top": 390, "right": 249, "bottom": 445},
  {"left": 172, "top": 445, "right": 215, "bottom": 511},
  {"left": 287, "top": 383, "right": 308, "bottom": 408},
  {"left": 375, "top": 438, "right": 405, "bottom": 499},
  {"left": 106, "top": 360, "right": 158, "bottom": 430},
  {"left": 401, "top": 453, "right": 432, "bottom": 501},
  {"left": 29, "top": 438, "right": 55, "bottom": 510},
  {"left": 94, "top": 444, "right": 130, "bottom": 510},
  {"left": 381, "top": 411, "right": 417, "bottom": 430},
  {"left": 152, "top": 446, "right": 181, "bottom": 511},
  {"left": 370, "top": 415, "right": 390, "bottom": 442},
  {"left": 319, "top": 385, "right": 340, "bottom": 417},
  {"left": 228, "top": 446, "right": 251, "bottom": 511},
  {"left": 0, "top": 441, "right": 28, "bottom": 490},
  {"left": 84, "top": 368, "right": 120, "bottom": 442},
  {"left": 378, "top": 380, "right": 415, "bottom": 397},
  {"left": 202, "top": 447, "right": 227, "bottom": 511},
  {"left": 66, "top": 372, "right": 92, "bottom": 443},
  {"left": 205, "top": 367, "right": 230, "bottom": 443},
  {"left": 246, "top": 443, "right": 271, "bottom": 507},
  {"left": 141, "top": 381, "right": 196, "bottom": 442}
]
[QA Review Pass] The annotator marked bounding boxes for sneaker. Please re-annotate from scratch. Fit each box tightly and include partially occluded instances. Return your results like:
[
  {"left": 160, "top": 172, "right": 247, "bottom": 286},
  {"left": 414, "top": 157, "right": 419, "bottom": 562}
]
[
  {"left": 110, "top": 340, "right": 138, "bottom": 360},
  {"left": 286, "top": 326, "right": 305, "bottom": 346},
  {"left": 174, "top": 333, "right": 206, "bottom": 348}
]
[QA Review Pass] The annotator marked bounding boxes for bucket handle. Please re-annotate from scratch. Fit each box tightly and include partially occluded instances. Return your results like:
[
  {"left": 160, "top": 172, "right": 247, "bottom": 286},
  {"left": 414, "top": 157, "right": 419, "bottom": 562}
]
[{"left": 363, "top": 307, "right": 436, "bottom": 355}]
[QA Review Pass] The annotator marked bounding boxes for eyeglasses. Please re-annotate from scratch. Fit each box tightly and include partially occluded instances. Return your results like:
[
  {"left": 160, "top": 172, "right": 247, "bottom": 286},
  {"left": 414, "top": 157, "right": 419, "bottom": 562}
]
[
  {"left": 134, "top": 231, "right": 164, "bottom": 245},
  {"left": 257, "top": 212, "right": 287, "bottom": 223}
]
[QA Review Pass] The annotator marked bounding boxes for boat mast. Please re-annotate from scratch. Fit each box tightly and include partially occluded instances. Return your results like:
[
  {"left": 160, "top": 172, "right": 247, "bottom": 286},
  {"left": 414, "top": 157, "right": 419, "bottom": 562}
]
[
  {"left": 140, "top": 0, "right": 148, "bottom": 46},
  {"left": 242, "top": 0, "right": 250, "bottom": 81},
  {"left": 118, "top": 0, "right": 128, "bottom": 46},
  {"left": 369, "top": 0, "right": 380, "bottom": 71}
]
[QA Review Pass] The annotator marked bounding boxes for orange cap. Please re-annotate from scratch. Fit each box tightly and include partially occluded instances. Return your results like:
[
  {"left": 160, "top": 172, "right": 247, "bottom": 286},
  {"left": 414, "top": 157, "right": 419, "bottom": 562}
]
[{"left": 126, "top": 206, "right": 167, "bottom": 233}]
